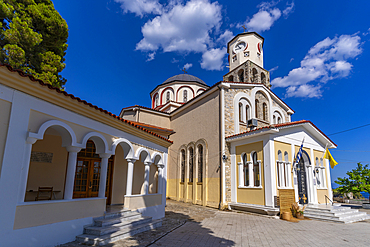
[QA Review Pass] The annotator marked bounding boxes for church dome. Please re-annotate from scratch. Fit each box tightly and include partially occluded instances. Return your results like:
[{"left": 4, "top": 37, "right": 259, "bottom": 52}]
[{"left": 162, "top": 74, "right": 207, "bottom": 86}]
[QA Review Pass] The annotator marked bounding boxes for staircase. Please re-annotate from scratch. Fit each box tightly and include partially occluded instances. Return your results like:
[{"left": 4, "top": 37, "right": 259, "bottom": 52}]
[
  {"left": 76, "top": 209, "right": 162, "bottom": 245},
  {"left": 304, "top": 204, "right": 370, "bottom": 223}
]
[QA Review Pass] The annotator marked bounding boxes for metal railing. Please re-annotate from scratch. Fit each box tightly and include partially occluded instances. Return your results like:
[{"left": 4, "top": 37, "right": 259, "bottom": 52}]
[{"left": 325, "top": 195, "right": 334, "bottom": 206}]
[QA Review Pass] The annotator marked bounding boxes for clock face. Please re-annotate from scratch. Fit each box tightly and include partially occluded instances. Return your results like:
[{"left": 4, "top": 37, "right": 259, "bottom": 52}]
[{"left": 233, "top": 41, "right": 247, "bottom": 54}]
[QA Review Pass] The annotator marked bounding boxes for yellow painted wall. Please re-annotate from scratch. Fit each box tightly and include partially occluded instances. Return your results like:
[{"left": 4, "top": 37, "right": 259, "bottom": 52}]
[
  {"left": 236, "top": 141, "right": 265, "bottom": 205},
  {"left": 124, "top": 194, "right": 162, "bottom": 210},
  {"left": 167, "top": 90, "right": 220, "bottom": 207},
  {"left": 111, "top": 145, "right": 128, "bottom": 204},
  {"left": 132, "top": 160, "right": 145, "bottom": 195},
  {"left": 187, "top": 183, "right": 193, "bottom": 201},
  {"left": 26, "top": 134, "right": 68, "bottom": 201},
  {"left": 317, "top": 188, "right": 329, "bottom": 204},
  {"left": 274, "top": 141, "right": 294, "bottom": 193},
  {"left": 0, "top": 99, "right": 11, "bottom": 177},
  {"left": 197, "top": 183, "right": 203, "bottom": 201},
  {"left": 14, "top": 198, "right": 105, "bottom": 229}
]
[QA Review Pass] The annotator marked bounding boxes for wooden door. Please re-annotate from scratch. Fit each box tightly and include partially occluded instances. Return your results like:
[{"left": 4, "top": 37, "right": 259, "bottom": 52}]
[{"left": 73, "top": 158, "right": 101, "bottom": 198}]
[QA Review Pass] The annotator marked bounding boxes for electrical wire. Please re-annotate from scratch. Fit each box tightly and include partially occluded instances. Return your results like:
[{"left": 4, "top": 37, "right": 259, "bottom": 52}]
[{"left": 328, "top": 123, "right": 370, "bottom": 136}]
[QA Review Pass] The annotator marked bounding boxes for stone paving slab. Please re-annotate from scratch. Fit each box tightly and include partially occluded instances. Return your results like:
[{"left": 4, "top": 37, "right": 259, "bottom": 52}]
[{"left": 61, "top": 200, "right": 370, "bottom": 247}]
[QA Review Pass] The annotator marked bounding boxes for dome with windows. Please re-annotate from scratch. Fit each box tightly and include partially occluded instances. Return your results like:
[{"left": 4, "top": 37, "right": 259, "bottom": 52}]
[{"left": 162, "top": 74, "right": 207, "bottom": 86}]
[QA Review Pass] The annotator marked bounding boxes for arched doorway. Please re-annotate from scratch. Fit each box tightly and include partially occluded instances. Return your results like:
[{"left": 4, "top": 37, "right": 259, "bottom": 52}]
[
  {"left": 297, "top": 150, "right": 310, "bottom": 204},
  {"left": 73, "top": 141, "right": 114, "bottom": 204}
]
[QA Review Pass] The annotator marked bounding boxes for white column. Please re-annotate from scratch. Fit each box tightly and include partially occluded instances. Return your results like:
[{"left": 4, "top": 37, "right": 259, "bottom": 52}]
[
  {"left": 257, "top": 160, "right": 262, "bottom": 187},
  {"left": 17, "top": 137, "right": 37, "bottom": 203},
  {"left": 143, "top": 162, "right": 151, "bottom": 194},
  {"left": 286, "top": 162, "right": 292, "bottom": 188},
  {"left": 157, "top": 164, "right": 164, "bottom": 195},
  {"left": 248, "top": 161, "right": 253, "bottom": 187},
  {"left": 278, "top": 161, "right": 283, "bottom": 188},
  {"left": 64, "top": 146, "right": 82, "bottom": 200},
  {"left": 98, "top": 153, "right": 111, "bottom": 198},
  {"left": 306, "top": 165, "right": 314, "bottom": 204},
  {"left": 291, "top": 143, "right": 299, "bottom": 202},
  {"left": 310, "top": 148, "right": 318, "bottom": 204},
  {"left": 237, "top": 162, "right": 243, "bottom": 187},
  {"left": 263, "top": 139, "right": 276, "bottom": 207},
  {"left": 125, "top": 159, "right": 136, "bottom": 196},
  {"left": 326, "top": 159, "right": 333, "bottom": 200}
]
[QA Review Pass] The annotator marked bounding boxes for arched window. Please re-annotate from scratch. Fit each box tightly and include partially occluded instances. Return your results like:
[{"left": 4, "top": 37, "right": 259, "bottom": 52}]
[
  {"left": 197, "top": 145, "right": 203, "bottom": 183},
  {"left": 277, "top": 117, "right": 281, "bottom": 124},
  {"left": 273, "top": 115, "right": 276, "bottom": 124},
  {"left": 155, "top": 95, "right": 159, "bottom": 107},
  {"left": 246, "top": 105, "right": 249, "bottom": 121},
  {"left": 262, "top": 103, "right": 267, "bottom": 121},
  {"left": 238, "top": 69, "right": 244, "bottom": 82},
  {"left": 189, "top": 147, "right": 193, "bottom": 182},
  {"left": 284, "top": 151, "right": 289, "bottom": 162},
  {"left": 228, "top": 75, "right": 234, "bottom": 81},
  {"left": 252, "top": 152, "right": 260, "bottom": 186},
  {"left": 239, "top": 103, "right": 243, "bottom": 122},
  {"left": 183, "top": 90, "right": 188, "bottom": 103},
  {"left": 181, "top": 149, "right": 186, "bottom": 183},
  {"left": 277, "top": 150, "right": 282, "bottom": 187},
  {"left": 261, "top": 72, "right": 266, "bottom": 84},
  {"left": 166, "top": 91, "right": 171, "bottom": 103},
  {"left": 255, "top": 99, "right": 259, "bottom": 119},
  {"left": 242, "top": 153, "right": 249, "bottom": 186},
  {"left": 252, "top": 68, "right": 258, "bottom": 82}
]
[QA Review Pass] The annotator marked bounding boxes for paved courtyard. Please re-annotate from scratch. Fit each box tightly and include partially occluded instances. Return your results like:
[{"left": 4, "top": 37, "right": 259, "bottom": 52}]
[{"left": 62, "top": 200, "right": 370, "bottom": 247}]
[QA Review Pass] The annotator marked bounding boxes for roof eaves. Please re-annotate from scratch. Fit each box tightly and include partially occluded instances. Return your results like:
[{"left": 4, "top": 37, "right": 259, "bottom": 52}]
[{"left": 0, "top": 63, "right": 173, "bottom": 144}]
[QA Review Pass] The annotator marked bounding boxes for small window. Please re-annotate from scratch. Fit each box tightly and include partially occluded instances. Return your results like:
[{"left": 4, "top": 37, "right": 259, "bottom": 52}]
[
  {"left": 252, "top": 68, "right": 258, "bottom": 82},
  {"left": 155, "top": 95, "right": 159, "bottom": 107},
  {"left": 183, "top": 90, "right": 188, "bottom": 103},
  {"left": 243, "top": 153, "right": 249, "bottom": 186},
  {"left": 189, "top": 147, "right": 193, "bottom": 182},
  {"left": 166, "top": 91, "right": 170, "bottom": 103},
  {"left": 255, "top": 99, "right": 259, "bottom": 119},
  {"left": 198, "top": 145, "right": 203, "bottom": 182},
  {"left": 238, "top": 69, "right": 244, "bottom": 82},
  {"left": 246, "top": 105, "right": 249, "bottom": 121},
  {"left": 239, "top": 103, "right": 243, "bottom": 122},
  {"left": 277, "top": 117, "right": 281, "bottom": 124},
  {"left": 261, "top": 73, "right": 266, "bottom": 84},
  {"left": 262, "top": 103, "right": 267, "bottom": 121},
  {"left": 181, "top": 150, "right": 186, "bottom": 183},
  {"left": 252, "top": 152, "right": 260, "bottom": 186}
]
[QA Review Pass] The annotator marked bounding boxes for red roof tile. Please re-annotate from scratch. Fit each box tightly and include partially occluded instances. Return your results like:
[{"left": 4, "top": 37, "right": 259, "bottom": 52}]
[{"left": 0, "top": 63, "right": 173, "bottom": 144}]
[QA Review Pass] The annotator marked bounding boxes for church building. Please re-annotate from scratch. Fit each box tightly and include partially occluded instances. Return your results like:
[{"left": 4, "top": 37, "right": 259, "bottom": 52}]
[{"left": 120, "top": 32, "right": 336, "bottom": 213}]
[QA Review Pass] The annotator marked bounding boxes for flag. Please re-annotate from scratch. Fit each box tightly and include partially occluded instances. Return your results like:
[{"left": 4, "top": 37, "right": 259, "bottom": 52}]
[
  {"left": 324, "top": 148, "right": 338, "bottom": 169},
  {"left": 295, "top": 137, "right": 305, "bottom": 164}
]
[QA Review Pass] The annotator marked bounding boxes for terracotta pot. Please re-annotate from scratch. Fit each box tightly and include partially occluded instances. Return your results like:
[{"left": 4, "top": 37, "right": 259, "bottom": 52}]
[
  {"left": 296, "top": 213, "right": 304, "bottom": 219},
  {"left": 282, "top": 212, "right": 291, "bottom": 220}
]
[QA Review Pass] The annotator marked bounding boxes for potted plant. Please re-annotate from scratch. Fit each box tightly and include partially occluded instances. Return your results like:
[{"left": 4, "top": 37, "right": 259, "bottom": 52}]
[{"left": 292, "top": 202, "right": 306, "bottom": 219}]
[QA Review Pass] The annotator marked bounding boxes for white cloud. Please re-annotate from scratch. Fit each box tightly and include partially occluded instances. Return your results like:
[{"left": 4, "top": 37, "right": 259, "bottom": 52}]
[
  {"left": 114, "top": 0, "right": 162, "bottom": 17},
  {"left": 201, "top": 47, "right": 227, "bottom": 71},
  {"left": 136, "top": 0, "right": 222, "bottom": 53},
  {"left": 269, "top": 66, "right": 279, "bottom": 73},
  {"left": 146, "top": 52, "right": 156, "bottom": 61},
  {"left": 217, "top": 30, "right": 234, "bottom": 45},
  {"left": 285, "top": 84, "right": 322, "bottom": 98},
  {"left": 183, "top": 63, "right": 193, "bottom": 70},
  {"left": 272, "top": 34, "right": 362, "bottom": 98},
  {"left": 242, "top": 1, "right": 294, "bottom": 33},
  {"left": 246, "top": 8, "right": 281, "bottom": 33},
  {"left": 283, "top": 2, "right": 294, "bottom": 18}
]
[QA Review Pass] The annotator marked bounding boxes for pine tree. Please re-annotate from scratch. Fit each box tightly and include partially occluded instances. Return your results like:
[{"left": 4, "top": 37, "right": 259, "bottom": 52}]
[
  {"left": 0, "top": 0, "right": 68, "bottom": 88},
  {"left": 335, "top": 163, "right": 370, "bottom": 203}
]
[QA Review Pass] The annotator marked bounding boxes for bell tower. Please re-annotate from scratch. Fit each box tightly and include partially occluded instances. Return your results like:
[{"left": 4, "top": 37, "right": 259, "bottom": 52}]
[
  {"left": 227, "top": 32, "right": 264, "bottom": 71},
  {"left": 223, "top": 32, "right": 270, "bottom": 88}
]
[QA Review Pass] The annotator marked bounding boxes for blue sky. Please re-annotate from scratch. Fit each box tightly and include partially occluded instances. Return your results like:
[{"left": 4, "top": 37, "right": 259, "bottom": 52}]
[{"left": 52, "top": 0, "right": 370, "bottom": 187}]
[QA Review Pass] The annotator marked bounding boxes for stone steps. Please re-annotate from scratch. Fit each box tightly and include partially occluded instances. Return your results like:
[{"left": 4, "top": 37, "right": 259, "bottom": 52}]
[
  {"left": 76, "top": 209, "right": 162, "bottom": 245},
  {"left": 304, "top": 205, "right": 370, "bottom": 223}
]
